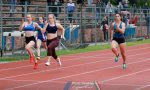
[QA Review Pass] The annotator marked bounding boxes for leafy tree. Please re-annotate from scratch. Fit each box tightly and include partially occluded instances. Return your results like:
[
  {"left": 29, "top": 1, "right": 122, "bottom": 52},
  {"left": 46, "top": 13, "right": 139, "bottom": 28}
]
[{"left": 128, "top": 0, "right": 149, "bottom": 7}]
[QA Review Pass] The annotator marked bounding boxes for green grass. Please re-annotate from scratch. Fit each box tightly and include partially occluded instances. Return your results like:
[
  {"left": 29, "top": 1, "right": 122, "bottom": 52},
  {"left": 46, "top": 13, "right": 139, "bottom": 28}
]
[
  {"left": 56, "top": 39, "right": 150, "bottom": 56},
  {"left": 0, "top": 39, "right": 150, "bottom": 62}
]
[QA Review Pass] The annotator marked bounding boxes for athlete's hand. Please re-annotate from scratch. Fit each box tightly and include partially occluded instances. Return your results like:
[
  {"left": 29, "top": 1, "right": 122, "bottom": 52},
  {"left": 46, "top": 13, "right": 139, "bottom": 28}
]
[
  {"left": 116, "top": 25, "right": 120, "bottom": 32},
  {"left": 21, "top": 17, "right": 24, "bottom": 22},
  {"left": 61, "top": 35, "right": 66, "bottom": 40}
]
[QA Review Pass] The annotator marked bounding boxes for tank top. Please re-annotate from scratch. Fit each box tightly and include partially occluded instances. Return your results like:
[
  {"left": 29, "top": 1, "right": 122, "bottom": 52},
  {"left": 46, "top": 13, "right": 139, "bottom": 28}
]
[
  {"left": 24, "top": 22, "right": 35, "bottom": 31},
  {"left": 113, "top": 22, "right": 125, "bottom": 38},
  {"left": 37, "top": 23, "right": 46, "bottom": 37},
  {"left": 46, "top": 23, "right": 57, "bottom": 34}
]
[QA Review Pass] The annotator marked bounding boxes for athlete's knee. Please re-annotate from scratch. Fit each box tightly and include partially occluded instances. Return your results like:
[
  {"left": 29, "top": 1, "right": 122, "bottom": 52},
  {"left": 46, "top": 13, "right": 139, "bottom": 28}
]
[
  {"left": 111, "top": 47, "right": 116, "bottom": 51},
  {"left": 37, "top": 45, "right": 40, "bottom": 49},
  {"left": 121, "top": 51, "right": 126, "bottom": 56},
  {"left": 25, "top": 46, "right": 30, "bottom": 50},
  {"left": 48, "top": 45, "right": 53, "bottom": 50}
]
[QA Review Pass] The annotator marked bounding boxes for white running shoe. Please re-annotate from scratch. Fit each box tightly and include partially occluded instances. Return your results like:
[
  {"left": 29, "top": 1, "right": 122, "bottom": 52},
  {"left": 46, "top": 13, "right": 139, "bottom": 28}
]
[
  {"left": 45, "top": 61, "right": 50, "bottom": 66},
  {"left": 57, "top": 58, "right": 62, "bottom": 66},
  {"left": 36, "top": 56, "right": 40, "bottom": 60}
]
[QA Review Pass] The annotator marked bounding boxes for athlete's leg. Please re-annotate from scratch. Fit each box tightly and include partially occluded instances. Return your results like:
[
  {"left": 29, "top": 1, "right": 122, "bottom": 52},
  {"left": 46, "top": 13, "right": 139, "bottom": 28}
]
[
  {"left": 45, "top": 39, "right": 59, "bottom": 66},
  {"left": 42, "top": 41, "right": 47, "bottom": 49},
  {"left": 26, "top": 41, "right": 35, "bottom": 63},
  {"left": 36, "top": 39, "right": 42, "bottom": 58},
  {"left": 111, "top": 40, "right": 119, "bottom": 56},
  {"left": 119, "top": 43, "right": 126, "bottom": 69}
]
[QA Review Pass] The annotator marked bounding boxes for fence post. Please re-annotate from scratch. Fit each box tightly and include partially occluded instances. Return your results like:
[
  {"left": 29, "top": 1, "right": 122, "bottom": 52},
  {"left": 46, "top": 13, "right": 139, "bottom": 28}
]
[
  {"left": 46, "top": 3, "right": 48, "bottom": 20},
  {"left": 64, "top": 4, "right": 66, "bottom": 28},
  {"left": 0, "top": 0, "right": 3, "bottom": 57},
  {"left": 24, "top": 1, "right": 27, "bottom": 17},
  {"left": 94, "top": 5, "right": 97, "bottom": 45},
  {"left": 80, "top": 4, "right": 83, "bottom": 44},
  {"left": 140, "top": 7, "right": 142, "bottom": 37}
]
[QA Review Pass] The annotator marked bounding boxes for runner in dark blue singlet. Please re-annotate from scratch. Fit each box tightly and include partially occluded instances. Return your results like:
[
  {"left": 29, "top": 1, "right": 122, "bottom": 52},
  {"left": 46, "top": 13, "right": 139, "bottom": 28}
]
[
  {"left": 110, "top": 13, "right": 127, "bottom": 69},
  {"left": 36, "top": 17, "right": 47, "bottom": 60}
]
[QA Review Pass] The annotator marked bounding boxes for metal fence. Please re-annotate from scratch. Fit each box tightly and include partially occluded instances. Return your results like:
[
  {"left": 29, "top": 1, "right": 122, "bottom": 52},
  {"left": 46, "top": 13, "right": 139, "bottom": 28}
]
[{"left": 0, "top": 2, "right": 150, "bottom": 56}]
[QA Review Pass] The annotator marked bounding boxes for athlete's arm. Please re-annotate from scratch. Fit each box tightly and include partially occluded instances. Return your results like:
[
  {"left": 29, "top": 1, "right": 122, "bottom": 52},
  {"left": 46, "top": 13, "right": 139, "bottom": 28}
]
[
  {"left": 116, "top": 22, "right": 126, "bottom": 34},
  {"left": 42, "top": 23, "right": 48, "bottom": 34},
  {"left": 56, "top": 23, "right": 65, "bottom": 39},
  {"left": 34, "top": 22, "right": 43, "bottom": 31}
]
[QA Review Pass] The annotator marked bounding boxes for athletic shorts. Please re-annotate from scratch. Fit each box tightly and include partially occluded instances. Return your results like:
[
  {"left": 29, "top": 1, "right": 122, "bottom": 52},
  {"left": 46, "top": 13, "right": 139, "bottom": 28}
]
[
  {"left": 113, "top": 37, "right": 125, "bottom": 44},
  {"left": 46, "top": 37, "right": 59, "bottom": 47},
  {"left": 37, "top": 35, "right": 47, "bottom": 42},
  {"left": 25, "top": 36, "right": 36, "bottom": 44}
]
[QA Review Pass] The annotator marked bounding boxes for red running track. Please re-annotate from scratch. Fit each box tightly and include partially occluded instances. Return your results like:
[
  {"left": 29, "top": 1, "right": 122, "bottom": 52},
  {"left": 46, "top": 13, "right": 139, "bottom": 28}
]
[{"left": 0, "top": 44, "right": 150, "bottom": 90}]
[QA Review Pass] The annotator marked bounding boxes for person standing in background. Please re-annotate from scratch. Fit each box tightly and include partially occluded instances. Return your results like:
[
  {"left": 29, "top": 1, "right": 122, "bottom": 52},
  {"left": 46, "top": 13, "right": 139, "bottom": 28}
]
[
  {"left": 67, "top": 0, "right": 75, "bottom": 24},
  {"left": 117, "top": 2, "right": 123, "bottom": 13},
  {"left": 105, "top": 2, "right": 113, "bottom": 14},
  {"left": 101, "top": 16, "right": 109, "bottom": 42},
  {"left": 47, "top": 0, "right": 55, "bottom": 13},
  {"left": 96, "top": 0, "right": 102, "bottom": 24},
  {"left": 87, "top": 0, "right": 93, "bottom": 6},
  {"left": 10, "top": 0, "right": 17, "bottom": 12}
]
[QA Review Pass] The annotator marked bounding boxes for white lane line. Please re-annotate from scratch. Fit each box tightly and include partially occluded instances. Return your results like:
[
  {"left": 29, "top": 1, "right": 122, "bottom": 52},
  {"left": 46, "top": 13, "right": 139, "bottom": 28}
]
[
  {"left": 4, "top": 58, "right": 150, "bottom": 90},
  {"left": 101, "top": 83, "right": 145, "bottom": 87},
  {"left": 100, "top": 67, "right": 150, "bottom": 84},
  {"left": 0, "top": 51, "right": 149, "bottom": 81},
  {"left": 134, "top": 84, "right": 150, "bottom": 90},
  {"left": 0, "top": 46, "right": 149, "bottom": 72}
]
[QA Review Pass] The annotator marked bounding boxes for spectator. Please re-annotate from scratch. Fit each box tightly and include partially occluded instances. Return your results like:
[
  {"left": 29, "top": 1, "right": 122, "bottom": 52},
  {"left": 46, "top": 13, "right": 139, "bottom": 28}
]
[
  {"left": 96, "top": 0, "right": 102, "bottom": 24},
  {"left": 47, "top": 0, "right": 60, "bottom": 17},
  {"left": 122, "top": 0, "right": 128, "bottom": 10},
  {"left": 143, "top": 2, "right": 150, "bottom": 36},
  {"left": 130, "top": 14, "right": 138, "bottom": 26},
  {"left": 101, "top": 16, "right": 109, "bottom": 42},
  {"left": 146, "top": 16, "right": 150, "bottom": 36},
  {"left": 117, "top": 2, "right": 123, "bottom": 13},
  {"left": 10, "top": 0, "right": 17, "bottom": 12},
  {"left": 58, "top": 0, "right": 64, "bottom": 14},
  {"left": 59, "top": 0, "right": 64, "bottom": 3},
  {"left": 20, "top": 0, "right": 30, "bottom": 16},
  {"left": 53, "top": 0, "right": 60, "bottom": 17},
  {"left": 77, "top": 0, "right": 84, "bottom": 4},
  {"left": 20, "top": 0, "right": 30, "bottom": 5},
  {"left": 47, "top": 0, "right": 55, "bottom": 12},
  {"left": 67, "top": 0, "right": 75, "bottom": 24},
  {"left": 87, "top": 0, "right": 93, "bottom": 6},
  {"left": 143, "top": 2, "right": 149, "bottom": 18},
  {"left": 105, "top": 2, "right": 113, "bottom": 14}
]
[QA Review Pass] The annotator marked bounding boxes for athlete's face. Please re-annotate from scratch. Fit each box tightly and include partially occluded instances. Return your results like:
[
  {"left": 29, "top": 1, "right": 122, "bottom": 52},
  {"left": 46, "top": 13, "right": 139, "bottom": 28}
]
[
  {"left": 39, "top": 17, "right": 44, "bottom": 23},
  {"left": 26, "top": 15, "right": 32, "bottom": 21},
  {"left": 115, "top": 14, "right": 121, "bottom": 21},
  {"left": 48, "top": 15, "right": 55, "bottom": 23}
]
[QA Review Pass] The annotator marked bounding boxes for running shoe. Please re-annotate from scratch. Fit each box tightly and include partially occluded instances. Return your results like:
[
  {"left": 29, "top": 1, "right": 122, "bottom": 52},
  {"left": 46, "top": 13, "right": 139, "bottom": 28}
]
[
  {"left": 36, "top": 56, "right": 40, "bottom": 60},
  {"left": 45, "top": 61, "right": 50, "bottom": 66},
  {"left": 34, "top": 63, "right": 38, "bottom": 69},
  {"left": 57, "top": 58, "right": 62, "bottom": 66},
  {"left": 30, "top": 56, "right": 34, "bottom": 63},
  {"left": 114, "top": 54, "right": 119, "bottom": 62},
  {"left": 123, "top": 63, "right": 126, "bottom": 69}
]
